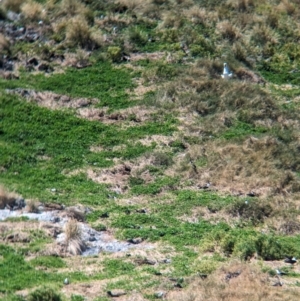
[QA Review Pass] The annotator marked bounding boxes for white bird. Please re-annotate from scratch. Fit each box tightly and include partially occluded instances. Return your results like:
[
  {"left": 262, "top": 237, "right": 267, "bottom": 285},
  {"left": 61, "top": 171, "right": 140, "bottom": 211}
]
[
  {"left": 276, "top": 269, "right": 287, "bottom": 276},
  {"left": 221, "top": 63, "right": 233, "bottom": 79},
  {"left": 64, "top": 278, "right": 69, "bottom": 285}
]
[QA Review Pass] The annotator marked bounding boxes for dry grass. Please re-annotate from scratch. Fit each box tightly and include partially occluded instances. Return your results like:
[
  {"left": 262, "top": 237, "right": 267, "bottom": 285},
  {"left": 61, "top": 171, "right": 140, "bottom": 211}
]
[
  {"left": 63, "top": 219, "right": 85, "bottom": 255},
  {"left": 184, "top": 6, "right": 217, "bottom": 26},
  {"left": 0, "top": 33, "right": 10, "bottom": 53},
  {"left": 25, "top": 200, "right": 40, "bottom": 213},
  {"left": 216, "top": 20, "right": 242, "bottom": 41},
  {"left": 60, "top": 0, "right": 84, "bottom": 16},
  {"left": 0, "top": 185, "right": 19, "bottom": 209},
  {"left": 166, "top": 262, "right": 300, "bottom": 301},
  {"left": 65, "top": 16, "right": 92, "bottom": 48},
  {"left": 2, "top": 0, "right": 23, "bottom": 12},
  {"left": 21, "top": 0, "right": 44, "bottom": 21}
]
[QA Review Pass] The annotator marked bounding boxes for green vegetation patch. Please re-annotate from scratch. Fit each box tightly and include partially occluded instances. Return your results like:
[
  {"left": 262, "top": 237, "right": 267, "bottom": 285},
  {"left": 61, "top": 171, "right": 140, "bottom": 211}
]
[
  {"left": 0, "top": 245, "right": 87, "bottom": 293},
  {"left": 1, "top": 61, "right": 136, "bottom": 111}
]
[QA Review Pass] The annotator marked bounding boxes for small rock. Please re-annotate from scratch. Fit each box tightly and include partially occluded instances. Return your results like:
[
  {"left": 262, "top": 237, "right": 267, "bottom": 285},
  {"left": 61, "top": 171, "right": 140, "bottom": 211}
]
[
  {"left": 136, "top": 208, "right": 147, "bottom": 214},
  {"left": 162, "top": 258, "right": 172, "bottom": 264},
  {"left": 27, "top": 57, "right": 39, "bottom": 66},
  {"left": 64, "top": 278, "right": 69, "bottom": 285},
  {"left": 107, "top": 289, "right": 126, "bottom": 297},
  {"left": 154, "top": 291, "right": 165, "bottom": 298},
  {"left": 128, "top": 237, "right": 143, "bottom": 244},
  {"left": 37, "top": 63, "right": 53, "bottom": 72}
]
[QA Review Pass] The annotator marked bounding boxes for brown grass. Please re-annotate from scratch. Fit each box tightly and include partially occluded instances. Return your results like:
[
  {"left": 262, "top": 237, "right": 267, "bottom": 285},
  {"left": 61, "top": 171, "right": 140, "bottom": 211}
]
[
  {"left": 184, "top": 6, "right": 215, "bottom": 26},
  {"left": 0, "top": 185, "right": 19, "bottom": 209},
  {"left": 60, "top": 0, "right": 84, "bottom": 16},
  {"left": 21, "top": 0, "right": 43, "bottom": 21},
  {"left": 63, "top": 219, "right": 85, "bottom": 255},
  {"left": 166, "top": 262, "right": 300, "bottom": 301},
  {"left": 66, "top": 16, "right": 92, "bottom": 48},
  {"left": 216, "top": 20, "right": 242, "bottom": 41},
  {"left": 25, "top": 200, "right": 40, "bottom": 213},
  {"left": 0, "top": 33, "right": 10, "bottom": 53},
  {"left": 2, "top": 0, "right": 23, "bottom": 12}
]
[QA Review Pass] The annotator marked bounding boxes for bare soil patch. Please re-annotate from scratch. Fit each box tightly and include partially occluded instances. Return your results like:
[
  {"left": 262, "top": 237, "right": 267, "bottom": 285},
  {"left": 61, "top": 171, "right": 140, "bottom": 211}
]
[{"left": 6, "top": 88, "right": 97, "bottom": 110}]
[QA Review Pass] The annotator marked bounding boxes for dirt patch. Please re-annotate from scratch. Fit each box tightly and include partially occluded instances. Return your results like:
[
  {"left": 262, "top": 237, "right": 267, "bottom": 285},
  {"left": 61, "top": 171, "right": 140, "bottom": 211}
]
[
  {"left": 130, "top": 52, "right": 165, "bottom": 62},
  {"left": 86, "top": 164, "right": 132, "bottom": 190},
  {"left": 6, "top": 88, "right": 97, "bottom": 110}
]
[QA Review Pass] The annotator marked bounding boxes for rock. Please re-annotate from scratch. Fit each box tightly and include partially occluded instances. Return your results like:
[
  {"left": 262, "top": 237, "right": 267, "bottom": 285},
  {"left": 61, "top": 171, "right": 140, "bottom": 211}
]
[
  {"left": 162, "top": 258, "right": 172, "bottom": 264},
  {"left": 100, "top": 212, "right": 109, "bottom": 218},
  {"left": 15, "top": 198, "right": 26, "bottom": 209},
  {"left": 225, "top": 270, "right": 241, "bottom": 281},
  {"left": 64, "top": 278, "right": 69, "bottom": 285},
  {"left": 136, "top": 208, "right": 147, "bottom": 214},
  {"left": 37, "top": 62, "right": 53, "bottom": 72},
  {"left": 154, "top": 291, "right": 165, "bottom": 298},
  {"left": 107, "top": 289, "right": 126, "bottom": 297},
  {"left": 128, "top": 237, "right": 143, "bottom": 244},
  {"left": 27, "top": 57, "right": 39, "bottom": 66},
  {"left": 6, "top": 11, "right": 21, "bottom": 22}
]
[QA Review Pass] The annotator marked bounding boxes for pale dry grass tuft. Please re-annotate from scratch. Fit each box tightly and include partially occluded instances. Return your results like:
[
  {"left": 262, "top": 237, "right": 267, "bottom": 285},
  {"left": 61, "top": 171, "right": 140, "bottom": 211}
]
[
  {"left": 0, "top": 33, "right": 10, "bottom": 53},
  {"left": 184, "top": 6, "right": 217, "bottom": 25},
  {"left": 64, "top": 219, "right": 85, "bottom": 255},
  {"left": 60, "top": 0, "right": 84, "bottom": 16},
  {"left": 2, "top": 0, "right": 23, "bottom": 12},
  {"left": 216, "top": 20, "right": 242, "bottom": 41},
  {"left": 25, "top": 199, "right": 40, "bottom": 213},
  {"left": 21, "top": 0, "right": 44, "bottom": 21},
  {"left": 66, "top": 16, "right": 91, "bottom": 47},
  {"left": 252, "top": 23, "right": 279, "bottom": 45}
]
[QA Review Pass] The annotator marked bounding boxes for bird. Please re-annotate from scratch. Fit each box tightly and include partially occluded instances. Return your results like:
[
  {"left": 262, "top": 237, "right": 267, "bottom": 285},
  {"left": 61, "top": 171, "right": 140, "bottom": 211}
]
[
  {"left": 221, "top": 63, "right": 233, "bottom": 79},
  {"left": 284, "top": 256, "right": 297, "bottom": 265},
  {"left": 276, "top": 269, "right": 287, "bottom": 276},
  {"left": 64, "top": 278, "right": 69, "bottom": 285}
]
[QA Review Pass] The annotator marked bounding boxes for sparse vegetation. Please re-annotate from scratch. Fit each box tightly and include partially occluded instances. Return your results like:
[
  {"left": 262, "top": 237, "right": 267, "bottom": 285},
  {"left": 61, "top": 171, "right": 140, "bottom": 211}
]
[{"left": 1, "top": 0, "right": 300, "bottom": 299}]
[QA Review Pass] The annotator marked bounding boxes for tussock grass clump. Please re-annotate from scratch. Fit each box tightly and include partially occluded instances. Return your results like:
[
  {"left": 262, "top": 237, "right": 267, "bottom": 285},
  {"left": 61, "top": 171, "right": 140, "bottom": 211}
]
[
  {"left": 216, "top": 20, "right": 242, "bottom": 41},
  {"left": 66, "top": 16, "right": 92, "bottom": 48},
  {"left": 21, "top": 0, "right": 44, "bottom": 22},
  {"left": 60, "top": 0, "right": 84, "bottom": 16},
  {"left": 25, "top": 199, "right": 40, "bottom": 213},
  {"left": 2, "top": 0, "right": 23, "bottom": 12},
  {"left": 0, "top": 33, "right": 10, "bottom": 55},
  {"left": 64, "top": 219, "right": 85, "bottom": 255},
  {"left": 0, "top": 185, "right": 18, "bottom": 209}
]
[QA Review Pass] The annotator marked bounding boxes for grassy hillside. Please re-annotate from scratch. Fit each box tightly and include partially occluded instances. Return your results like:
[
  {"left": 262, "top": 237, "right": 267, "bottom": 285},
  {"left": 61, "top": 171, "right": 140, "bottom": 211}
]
[{"left": 1, "top": 0, "right": 300, "bottom": 300}]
